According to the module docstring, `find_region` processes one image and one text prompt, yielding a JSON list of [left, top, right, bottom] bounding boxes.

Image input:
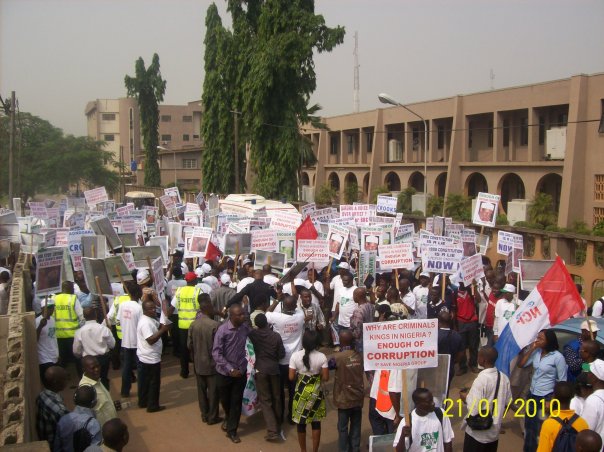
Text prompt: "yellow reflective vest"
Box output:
[[175, 286, 201, 330], [53, 294, 79, 339], [112, 295, 131, 339]]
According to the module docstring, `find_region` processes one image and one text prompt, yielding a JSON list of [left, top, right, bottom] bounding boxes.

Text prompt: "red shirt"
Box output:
[[456, 291, 478, 323], [485, 292, 498, 328]]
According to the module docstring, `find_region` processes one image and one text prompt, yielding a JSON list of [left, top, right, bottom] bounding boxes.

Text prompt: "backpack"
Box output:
[[73, 417, 94, 452], [551, 413, 579, 452]]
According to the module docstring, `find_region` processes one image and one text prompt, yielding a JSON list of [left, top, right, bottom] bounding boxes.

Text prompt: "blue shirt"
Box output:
[[526, 349, 567, 396], [54, 406, 102, 452]]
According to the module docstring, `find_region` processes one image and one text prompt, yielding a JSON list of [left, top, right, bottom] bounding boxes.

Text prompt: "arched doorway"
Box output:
[[345, 172, 357, 188], [466, 173, 488, 197], [408, 172, 425, 193], [301, 172, 310, 186], [498, 173, 525, 212], [328, 172, 340, 191], [362, 173, 370, 201], [385, 172, 401, 191], [435, 173, 447, 198], [536, 173, 562, 213]]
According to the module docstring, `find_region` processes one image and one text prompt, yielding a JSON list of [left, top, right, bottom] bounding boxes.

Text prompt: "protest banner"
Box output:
[[296, 239, 330, 264], [497, 230, 524, 255], [326, 224, 349, 259], [310, 207, 337, 225], [29, 202, 48, 220], [358, 251, 377, 286], [369, 215, 396, 225], [472, 192, 500, 227], [68, 229, 95, 271], [276, 231, 296, 263], [393, 223, 415, 244], [254, 250, 286, 274], [269, 212, 301, 231], [376, 195, 398, 215], [421, 244, 463, 274], [445, 223, 463, 241], [251, 229, 277, 252], [379, 243, 414, 271], [340, 204, 372, 225], [362, 319, 438, 370], [35, 248, 64, 296], [301, 203, 316, 218], [116, 204, 133, 217], [83, 186, 108, 207], [460, 254, 485, 286]]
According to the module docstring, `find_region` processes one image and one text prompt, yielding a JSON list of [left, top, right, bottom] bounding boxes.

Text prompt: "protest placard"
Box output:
[[29, 202, 48, 219], [301, 203, 316, 218], [378, 243, 415, 271], [461, 229, 477, 256], [152, 256, 166, 300], [251, 229, 277, 252], [164, 187, 182, 205], [269, 212, 301, 231], [63, 211, 86, 229], [90, 217, 122, 250], [0, 240, 10, 259], [131, 246, 164, 268], [149, 236, 169, 265], [460, 254, 485, 286], [348, 225, 360, 251], [433, 216, 445, 236], [421, 244, 463, 274], [296, 239, 330, 264], [81, 235, 107, 259], [376, 195, 398, 215], [472, 192, 500, 227], [358, 251, 377, 286], [326, 224, 349, 259], [187, 230, 211, 258], [425, 217, 434, 233], [116, 204, 133, 217], [360, 226, 382, 252], [497, 230, 524, 255], [393, 223, 415, 244], [310, 207, 337, 225], [12, 199, 21, 217], [104, 256, 133, 284], [362, 319, 438, 370], [82, 257, 112, 295], [223, 233, 252, 256], [254, 250, 286, 274], [340, 204, 372, 225], [83, 186, 108, 207], [519, 259, 556, 291], [35, 248, 64, 296], [276, 231, 296, 263], [68, 229, 95, 271]]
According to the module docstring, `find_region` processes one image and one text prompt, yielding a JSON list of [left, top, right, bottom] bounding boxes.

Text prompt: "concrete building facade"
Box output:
[[84, 98, 203, 190], [302, 73, 604, 227]]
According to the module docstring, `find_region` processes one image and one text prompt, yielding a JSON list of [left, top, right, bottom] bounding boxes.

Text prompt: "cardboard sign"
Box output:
[[164, 187, 182, 205], [276, 231, 296, 263], [460, 254, 485, 286], [269, 212, 301, 231], [187, 230, 211, 258], [394, 223, 415, 244], [378, 243, 415, 271], [362, 319, 438, 370], [361, 226, 383, 252], [82, 257, 112, 295], [151, 256, 166, 300], [223, 233, 252, 256], [472, 192, 500, 227], [12, 199, 22, 217], [104, 256, 133, 284], [301, 203, 316, 218], [326, 224, 350, 259], [81, 235, 107, 259], [35, 248, 64, 296], [149, 236, 169, 265], [340, 204, 372, 226], [254, 250, 286, 274], [131, 246, 164, 268], [497, 231, 524, 255], [358, 251, 377, 285], [376, 195, 398, 215], [461, 229, 477, 256], [84, 186, 108, 206], [90, 217, 122, 250], [519, 259, 556, 291], [310, 207, 338, 225], [421, 244, 463, 274], [296, 239, 330, 264], [67, 229, 95, 271], [251, 229, 278, 252]]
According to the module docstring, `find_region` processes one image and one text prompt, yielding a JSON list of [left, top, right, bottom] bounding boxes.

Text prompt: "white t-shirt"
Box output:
[[263, 274, 280, 287], [330, 275, 344, 305], [289, 349, 327, 376], [412, 286, 429, 319], [592, 298, 604, 318], [117, 300, 143, 349], [35, 315, 59, 364], [393, 409, 454, 451], [581, 389, 604, 441], [332, 285, 358, 327], [309, 281, 324, 307], [137, 315, 162, 364], [266, 310, 305, 365], [494, 299, 515, 336], [570, 396, 585, 416]]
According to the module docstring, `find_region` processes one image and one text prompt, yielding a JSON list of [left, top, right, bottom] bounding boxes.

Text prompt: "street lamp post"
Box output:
[[157, 145, 176, 186], [378, 93, 429, 205]]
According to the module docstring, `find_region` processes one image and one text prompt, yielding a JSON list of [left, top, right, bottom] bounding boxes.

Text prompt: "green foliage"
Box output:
[[203, 1, 345, 199], [496, 214, 509, 226], [593, 221, 604, 237], [514, 221, 544, 230], [426, 195, 444, 216], [571, 220, 591, 235], [444, 193, 471, 221], [411, 210, 424, 216], [344, 182, 359, 204], [125, 53, 166, 187], [370, 185, 390, 204], [397, 187, 416, 214], [0, 113, 118, 199], [528, 192, 557, 229], [315, 183, 337, 205]]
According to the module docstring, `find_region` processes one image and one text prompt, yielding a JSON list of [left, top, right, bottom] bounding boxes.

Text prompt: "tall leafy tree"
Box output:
[[124, 54, 166, 187]]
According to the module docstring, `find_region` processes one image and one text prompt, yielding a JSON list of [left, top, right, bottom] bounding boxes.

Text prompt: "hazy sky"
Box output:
[[1, 0, 603, 136]]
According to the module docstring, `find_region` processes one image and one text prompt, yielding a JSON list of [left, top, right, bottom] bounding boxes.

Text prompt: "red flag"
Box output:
[[205, 240, 221, 262], [296, 215, 318, 246], [537, 256, 584, 324]]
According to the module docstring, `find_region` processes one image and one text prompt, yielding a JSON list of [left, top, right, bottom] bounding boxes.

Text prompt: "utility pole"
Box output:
[[8, 91, 15, 200], [233, 111, 240, 193]]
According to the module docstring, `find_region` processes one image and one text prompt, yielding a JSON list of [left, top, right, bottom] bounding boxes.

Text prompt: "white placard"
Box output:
[[251, 229, 278, 252], [460, 254, 485, 286], [301, 203, 316, 218], [35, 248, 64, 296], [363, 319, 438, 370], [67, 229, 95, 272], [296, 239, 330, 264], [84, 186, 108, 207], [326, 224, 350, 259], [378, 243, 415, 271], [376, 195, 398, 215], [421, 244, 463, 274], [472, 192, 500, 227], [164, 187, 182, 205], [497, 230, 524, 255], [269, 212, 302, 231], [393, 223, 415, 244]]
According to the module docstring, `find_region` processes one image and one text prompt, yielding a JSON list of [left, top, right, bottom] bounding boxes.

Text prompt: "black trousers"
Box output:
[[255, 372, 283, 435], [463, 432, 499, 452], [178, 328, 190, 376], [138, 361, 161, 411], [217, 373, 246, 435], [458, 321, 480, 369], [57, 337, 82, 377], [279, 364, 295, 421], [196, 373, 220, 422]]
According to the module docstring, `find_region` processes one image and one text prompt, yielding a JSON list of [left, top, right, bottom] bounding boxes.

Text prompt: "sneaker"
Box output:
[[279, 430, 287, 441]]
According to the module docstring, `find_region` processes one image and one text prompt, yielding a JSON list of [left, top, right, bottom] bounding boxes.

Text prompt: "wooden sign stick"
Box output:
[[94, 276, 110, 327], [114, 265, 131, 298]]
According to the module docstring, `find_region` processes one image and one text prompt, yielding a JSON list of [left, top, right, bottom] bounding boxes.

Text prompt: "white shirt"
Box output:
[[402, 290, 417, 311], [393, 409, 454, 451], [309, 281, 324, 307], [266, 310, 305, 365], [581, 389, 604, 440], [493, 299, 515, 336], [330, 275, 344, 304], [137, 315, 162, 364], [412, 286, 429, 319], [73, 320, 115, 357], [463, 368, 512, 444], [236, 277, 254, 293], [35, 315, 59, 364], [592, 298, 604, 318], [570, 396, 585, 416], [117, 300, 143, 349], [332, 285, 358, 327], [289, 349, 327, 376], [263, 274, 280, 287]]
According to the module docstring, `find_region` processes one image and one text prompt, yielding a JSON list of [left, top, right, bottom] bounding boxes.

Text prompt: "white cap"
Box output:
[[242, 258, 252, 266], [201, 263, 212, 274], [581, 319, 600, 332], [220, 273, 232, 286], [589, 359, 604, 380], [481, 202, 495, 211], [136, 269, 150, 285], [281, 240, 293, 247], [194, 267, 204, 278], [366, 235, 379, 244], [420, 271, 430, 278], [331, 234, 343, 243], [337, 262, 350, 270], [501, 283, 516, 293]]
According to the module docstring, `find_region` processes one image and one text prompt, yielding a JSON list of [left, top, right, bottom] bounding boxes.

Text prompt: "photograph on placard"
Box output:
[[224, 233, 252, 256], [472, 192, 500, 227], [36, 249, 64, 296], [254, 250, 286, 274]]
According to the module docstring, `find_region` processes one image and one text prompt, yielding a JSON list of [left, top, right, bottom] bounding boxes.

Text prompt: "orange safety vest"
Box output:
[[375, 370, 393, 413]]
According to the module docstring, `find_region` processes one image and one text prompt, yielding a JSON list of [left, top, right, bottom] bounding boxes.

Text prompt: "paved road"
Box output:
[[62, 351, 526, 451]]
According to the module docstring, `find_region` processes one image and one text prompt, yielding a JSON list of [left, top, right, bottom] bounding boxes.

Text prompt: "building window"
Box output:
[[330, 136, 339, 155], [193, 134, 200, 139], [594, 207, 604, 226], [468, 122, 473, 148], [161, 115, 171, 122], [129, 109, 133, 130], [182, 159, 197, 169], [129, 137, 134, 161], [437, 125, 445, 150], [101, 113, 116, 121], [412, 128, 419, 150], [347, 135, 354, 154], [366, 132, 373, 153], [104, 134, 115, 141], [161, 134, 171, 142], [520, 117, 528, 146], [183, 134, 190, 141], [599, 100, 604, 134], [595, 175, 604, 201], [503, 119, 510, 146], [556, 113, 568, 127], [487, 120, 493, 148], [182, 115, 193, 122], [538, 116, 545, 145]]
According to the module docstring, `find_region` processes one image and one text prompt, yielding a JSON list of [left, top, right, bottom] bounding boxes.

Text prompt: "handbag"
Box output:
[[466, 370, 500, 430]]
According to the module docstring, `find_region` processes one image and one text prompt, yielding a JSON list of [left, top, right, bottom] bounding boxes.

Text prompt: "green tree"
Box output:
[[344, 182, 359, 204], [370, 185, 390, 203], [444, 193, 472, 221], [315, 183, 337, 205], [397, 187, 416, 213], [528, 192, 557, 228], [124, 54, 166, 187], [426, 195, 444, 216]]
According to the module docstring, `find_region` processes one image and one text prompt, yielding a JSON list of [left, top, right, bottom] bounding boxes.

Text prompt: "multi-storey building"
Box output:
[[84, 98, 203, 190], [302, 73, 604, 227]]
